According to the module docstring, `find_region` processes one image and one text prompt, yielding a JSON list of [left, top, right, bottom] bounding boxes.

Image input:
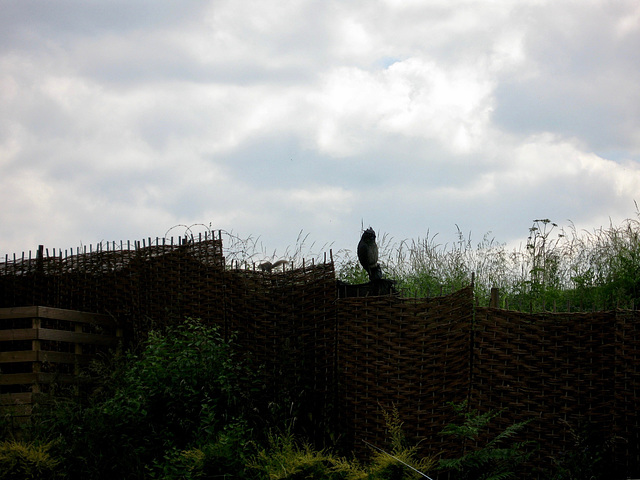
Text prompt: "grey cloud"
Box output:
[[493, 78, 638, 151], [1, 0, 639, 261], [0, 1, 202, 43], [214, 130, 491, 196], [492, 2, 640, 154]]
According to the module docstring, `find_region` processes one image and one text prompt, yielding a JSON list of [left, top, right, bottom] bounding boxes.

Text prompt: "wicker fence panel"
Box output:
[[224, 262, 338, 439], [2, 239, 640, 476], [614, 309, 640, 472], [1, 240, 339, 440], [336, 286, 474, 459], [471, 307, 637, 476], [0, 240, 226, 336]]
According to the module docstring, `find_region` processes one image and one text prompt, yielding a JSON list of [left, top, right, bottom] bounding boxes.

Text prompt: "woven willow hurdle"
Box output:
[[1, 237, 639, 477], [336, 287, 474, 459], [472, 307, 640, 475]]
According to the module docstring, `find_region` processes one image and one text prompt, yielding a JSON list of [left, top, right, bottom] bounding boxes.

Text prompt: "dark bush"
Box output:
[[34, 319, 257, 480]]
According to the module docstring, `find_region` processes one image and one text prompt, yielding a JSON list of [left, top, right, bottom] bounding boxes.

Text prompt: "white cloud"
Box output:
[[508, 134, 640, 192], [1, 0, 639, 261], [492, 1, 640, 155], [311, 57, 494, 157], [615, 3, 640, 38], [289, 186, 355, 213]]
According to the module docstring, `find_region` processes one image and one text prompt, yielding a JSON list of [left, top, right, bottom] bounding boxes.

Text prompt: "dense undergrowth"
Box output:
[[1, 319, 617, 480], [0, 322, 524, 480]]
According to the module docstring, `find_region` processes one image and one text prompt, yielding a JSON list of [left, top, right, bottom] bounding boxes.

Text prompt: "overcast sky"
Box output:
[[2, 0, 639, 263]]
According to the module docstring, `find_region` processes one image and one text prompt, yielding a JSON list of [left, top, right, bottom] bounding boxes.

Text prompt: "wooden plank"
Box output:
[[37, 351, 96, 364], [37, 306, 115, 327], [36, 373, 84, 384], [74, 323, 82, 374], [0, 306, 114, 327], [0, 372, 83, 386], [0, 392, 34, 406], [0, 329, 38, 341], [0, 373, 38, 385], [0, 306, 39, 320], [0, 351, 38, 363], [36, 328, 118, 346], [31, 317, 41, 392], [0, 328, 117, 345], [490, 287, 500, 308], [0, 350, 96, 364]]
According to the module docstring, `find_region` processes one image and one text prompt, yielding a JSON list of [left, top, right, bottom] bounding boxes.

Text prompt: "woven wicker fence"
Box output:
[[0, 238, 225, 336], [1, 237, 639, 477], [0, 237, 339, 442], [336, 287, 474, 459], [472, 307, 640, 475]]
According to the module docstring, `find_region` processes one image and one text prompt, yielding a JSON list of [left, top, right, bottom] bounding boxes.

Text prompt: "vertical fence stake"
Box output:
[[36, 245, 44, 272], [31, 317, 41, 394], [490, 287, 499, 308]]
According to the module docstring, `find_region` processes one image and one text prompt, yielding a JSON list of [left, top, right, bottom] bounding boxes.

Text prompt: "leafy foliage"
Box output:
[[0, 441, 60, 480], [146, 420, 255, 479], [366, 405, 437, 480], [438, 402, 533, 480], [549, 419, 623, 480], [33, 318, 258, 480]]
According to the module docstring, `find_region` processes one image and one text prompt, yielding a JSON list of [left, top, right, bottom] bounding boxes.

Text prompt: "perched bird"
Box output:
[[357, 228, 382, 281]]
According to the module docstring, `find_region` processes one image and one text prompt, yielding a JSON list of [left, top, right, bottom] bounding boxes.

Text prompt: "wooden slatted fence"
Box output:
[[0, 306, 121, 423]]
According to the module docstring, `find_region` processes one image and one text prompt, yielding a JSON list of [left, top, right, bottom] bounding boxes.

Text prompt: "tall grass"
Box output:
[[220, 229, 334, 270], [335, 210, 640, 312], [209, 208, 640, 312]]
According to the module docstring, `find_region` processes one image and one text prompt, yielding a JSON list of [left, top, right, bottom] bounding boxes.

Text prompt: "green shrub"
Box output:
[[438, 402, 533, 480], [0, 441, 60, 480], [250, 432, 350, 480], [365, 406, 437, 480], [148, 420, 256, 480], [35, 318, 258, 480]]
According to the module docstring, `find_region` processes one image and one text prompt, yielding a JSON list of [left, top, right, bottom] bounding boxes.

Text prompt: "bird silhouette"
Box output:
[[357, 227, 382, 281]]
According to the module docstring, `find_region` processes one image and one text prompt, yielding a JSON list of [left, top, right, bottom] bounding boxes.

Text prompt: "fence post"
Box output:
[[36, 245, 44, 274], [31, 317, 41, 394], [489, 287, 500, 308]]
